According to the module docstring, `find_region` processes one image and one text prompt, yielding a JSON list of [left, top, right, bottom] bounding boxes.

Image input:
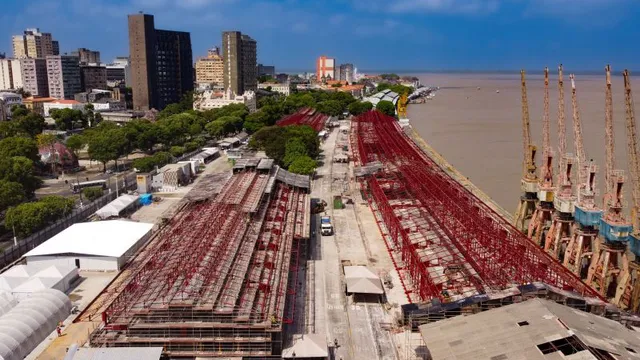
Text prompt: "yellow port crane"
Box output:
[[397, 93, 409, 119], [514, 70, 539, 232]]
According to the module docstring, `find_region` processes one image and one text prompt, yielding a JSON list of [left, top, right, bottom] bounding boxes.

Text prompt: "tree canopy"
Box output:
[[249, 125, 319, 174], [5, 196, 75, 237], [376, 100, 397, 117], [348, 101, 373, 116]]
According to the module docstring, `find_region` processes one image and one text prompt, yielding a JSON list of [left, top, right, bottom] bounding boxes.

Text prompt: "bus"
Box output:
[[71, 179, 107, 194]]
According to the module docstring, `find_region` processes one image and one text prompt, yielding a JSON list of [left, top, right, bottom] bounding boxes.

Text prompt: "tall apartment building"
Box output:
[[339, 63, 355, 83], [316, 56, 336, 81], [222, 31, 257, 95], [72, 48, 101, 64], [12, 28, 58, 58], [195, 47, 224, 87], [46, 55, 82, 99], [20, 58, 48, 97], [128, 13, 193, 111], [0, 59, 23, 90], [80, 64, 107, 91]]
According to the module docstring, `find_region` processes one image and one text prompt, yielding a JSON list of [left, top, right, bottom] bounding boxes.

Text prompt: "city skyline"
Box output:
[[1, 0, 639, 71]]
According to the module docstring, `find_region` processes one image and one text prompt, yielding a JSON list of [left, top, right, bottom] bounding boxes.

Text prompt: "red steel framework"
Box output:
[[277, 108, 328, 132], [85, 168, 309, 358], [351, 111, 603, 303]]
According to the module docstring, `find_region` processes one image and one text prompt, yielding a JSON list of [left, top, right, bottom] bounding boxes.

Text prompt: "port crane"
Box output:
[[397, 93, 409, 119], [563, 74, 603, 278], [586, 65, 633, 298], [528, 67, 555, 245], [545, 65, 575, 259], [615, 70, 640, 310], [514, 70, 539, 232]]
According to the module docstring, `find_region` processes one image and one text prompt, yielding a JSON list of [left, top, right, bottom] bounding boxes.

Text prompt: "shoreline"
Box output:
[[404, 120, 514, 222]]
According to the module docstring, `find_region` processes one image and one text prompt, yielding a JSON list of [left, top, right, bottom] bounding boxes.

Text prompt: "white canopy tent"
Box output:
[[344, 266, 384, 295], [95, 194, 139, 219], [282, 333, 329, 359], [0, 264, 78, 299]]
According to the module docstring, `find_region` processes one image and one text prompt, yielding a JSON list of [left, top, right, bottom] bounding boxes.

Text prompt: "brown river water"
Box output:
[[408, 72, 640, 214]]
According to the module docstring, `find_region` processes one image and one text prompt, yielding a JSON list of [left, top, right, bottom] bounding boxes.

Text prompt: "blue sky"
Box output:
[[1, 0, 640, 72]]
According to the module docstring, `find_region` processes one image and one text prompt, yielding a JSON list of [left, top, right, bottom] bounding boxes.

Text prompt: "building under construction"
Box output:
[[82, 159, 310, 358]]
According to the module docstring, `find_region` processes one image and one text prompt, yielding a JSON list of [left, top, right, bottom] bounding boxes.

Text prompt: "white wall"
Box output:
[[26, 255, 121, 271]]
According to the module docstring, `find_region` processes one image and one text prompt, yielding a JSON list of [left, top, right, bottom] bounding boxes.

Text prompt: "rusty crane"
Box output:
[[514, 70, 539, 232], [528, 67, 555, 245], [586, 65, 633, 299], [546, 65, 576, 259], [614, 70, 640, 311], [563, 74, 603, 279]]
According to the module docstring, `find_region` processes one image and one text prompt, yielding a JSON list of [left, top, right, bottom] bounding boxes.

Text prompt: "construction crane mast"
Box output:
[[587, 65, 633, 299], [546, 65, 575, 259], [528, 68, 555, 245], [615, 70, 640, 311], [514, 70, 539, 232], [563, 74, 602, 278]]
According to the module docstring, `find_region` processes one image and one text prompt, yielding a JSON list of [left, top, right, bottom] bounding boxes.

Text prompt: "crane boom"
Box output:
[[624, 70, 640, 231], [543, 67, 551, 154], [605, 64, 615, 197], [558, 65, 567, 176], [521, 69, 533, 177], [570, 74, 587, 200]]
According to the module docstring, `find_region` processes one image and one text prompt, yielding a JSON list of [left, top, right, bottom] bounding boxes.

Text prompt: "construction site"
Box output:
[[77, 159, 311, 358]]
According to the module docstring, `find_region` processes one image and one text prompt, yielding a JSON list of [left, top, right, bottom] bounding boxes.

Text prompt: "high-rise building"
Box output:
[[20, 58, 49, 97], [257, 64, 275, 77], [46, 55, 82, 99], [80, 64, 107, 91], [52, 41, 59, 56], [222, 31, 257, 95], [339, 63, 355, 83], [72, 48, 101, 64], [128, 13, 193, 111], [195, 47, 224, 87], [12, 28, 58, 58], [0, 59, 23, 90], [316, 56, 336, 81]]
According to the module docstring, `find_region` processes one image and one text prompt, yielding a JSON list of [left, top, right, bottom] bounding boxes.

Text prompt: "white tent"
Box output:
[[95, 194, 139, 219], [344, 266, 384, 294], [0, 264, 78, 299], [0, 292, 16, 317], [24, 220, 154, 271], [0, 289, 71, 360]]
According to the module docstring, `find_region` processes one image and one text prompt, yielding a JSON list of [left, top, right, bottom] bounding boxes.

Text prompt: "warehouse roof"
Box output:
[[72, 347, 163, 360], [95, 194, 139, 219], [419, 298, 640, 360], [282, 333, 328, 358], [24, 220, 153, 258], [344, 266, 384, 294]]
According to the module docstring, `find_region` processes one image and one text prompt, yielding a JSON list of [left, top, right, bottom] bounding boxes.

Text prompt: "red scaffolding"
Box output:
[[276, 108, 329, 132], [351, 111, 603, 303]]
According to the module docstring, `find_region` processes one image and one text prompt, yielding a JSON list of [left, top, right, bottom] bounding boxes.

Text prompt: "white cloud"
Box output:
[[353, 0, 500, 15], [176, 0, 236, 9]]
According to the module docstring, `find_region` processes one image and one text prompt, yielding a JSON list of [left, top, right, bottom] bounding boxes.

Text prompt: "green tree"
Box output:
[[6, 196, 74, 237], [50, 108, 85, 130], [348, 101, 373, 116], [244, 111, 268, 133], [87, 131, 119, 172], [316, 100, 343, 117], [0, 136, 40, 163], [0, 180, 26, 212], [170, 146, 186, 157], [288, 156, 316, 175], [376, 100, 396, 117], [16, 112, 46, 137], [0, 122, 19, 139], [82, 186, 104, 202], [84, 103, 96, 127], [0, 156, 42, 197], [283, 138, 307, 167], [65, 134, 85, 157]]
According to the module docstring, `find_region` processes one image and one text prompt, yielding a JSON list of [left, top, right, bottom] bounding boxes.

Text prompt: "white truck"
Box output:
[[320, 216, 333, 236]]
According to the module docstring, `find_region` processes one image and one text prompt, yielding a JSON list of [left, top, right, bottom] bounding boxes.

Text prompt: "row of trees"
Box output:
[[376, 82, 414, 96], [5, 196, 75, 237]]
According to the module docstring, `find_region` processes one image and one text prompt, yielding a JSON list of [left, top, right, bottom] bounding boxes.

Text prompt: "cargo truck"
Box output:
[[320, 216, 333, 236]]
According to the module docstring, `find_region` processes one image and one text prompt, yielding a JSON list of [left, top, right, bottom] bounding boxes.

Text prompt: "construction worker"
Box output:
[[56, 326, 62, 337]]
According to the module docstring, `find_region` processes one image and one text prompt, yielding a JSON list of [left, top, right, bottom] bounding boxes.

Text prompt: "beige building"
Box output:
[[195, 47, 224, 88], [20, 58, 49, 97], [12, 28, 58, 59], [193, 88, 256, 112], [0, 59, 23, 90]]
